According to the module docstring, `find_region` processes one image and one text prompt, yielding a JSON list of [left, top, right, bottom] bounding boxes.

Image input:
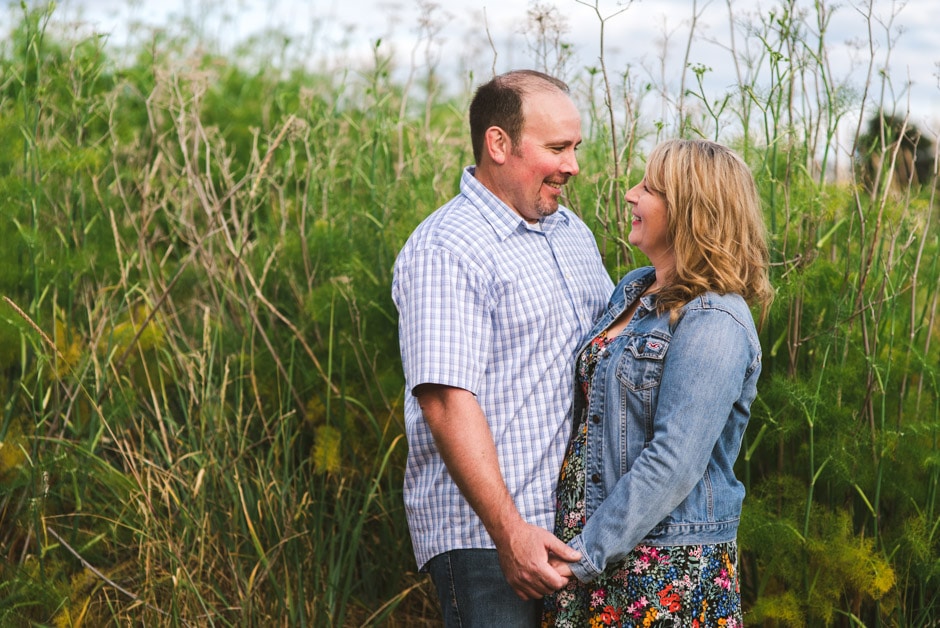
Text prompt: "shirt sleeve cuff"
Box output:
[[568, 534, 603, 583]]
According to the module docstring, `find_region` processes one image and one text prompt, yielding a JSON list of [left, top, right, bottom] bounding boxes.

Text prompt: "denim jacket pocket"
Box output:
[[613, 333, 670, 462], [615, 332, 670, 391]]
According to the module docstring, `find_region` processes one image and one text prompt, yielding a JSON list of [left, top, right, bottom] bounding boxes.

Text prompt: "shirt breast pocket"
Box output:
[[615, 333, 669, 391]]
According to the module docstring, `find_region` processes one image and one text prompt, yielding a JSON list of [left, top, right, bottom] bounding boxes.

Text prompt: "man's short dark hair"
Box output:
[[469, 70, 569, 164]]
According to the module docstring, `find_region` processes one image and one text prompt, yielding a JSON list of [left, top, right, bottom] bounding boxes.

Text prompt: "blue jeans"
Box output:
[[426, 549, 542, 627]]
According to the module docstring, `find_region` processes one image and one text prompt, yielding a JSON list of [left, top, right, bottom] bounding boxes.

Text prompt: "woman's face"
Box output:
[[496, 89, 582, 222], [625, 176, 674, 270]]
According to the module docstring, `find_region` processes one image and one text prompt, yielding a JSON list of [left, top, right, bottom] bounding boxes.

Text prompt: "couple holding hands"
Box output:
[[392, 70, 773, 627]]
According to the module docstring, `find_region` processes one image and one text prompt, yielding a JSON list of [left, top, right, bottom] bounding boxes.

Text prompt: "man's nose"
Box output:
[[563, 150, 579, 176]]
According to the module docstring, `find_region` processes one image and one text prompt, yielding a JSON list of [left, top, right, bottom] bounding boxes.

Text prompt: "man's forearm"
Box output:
[[415, 384, 523, 540]]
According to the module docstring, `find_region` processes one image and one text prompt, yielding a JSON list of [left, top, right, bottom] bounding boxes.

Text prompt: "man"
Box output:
[[392, 70, 613, 626]]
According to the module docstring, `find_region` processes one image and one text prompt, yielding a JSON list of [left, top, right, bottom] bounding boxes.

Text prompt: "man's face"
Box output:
[[500, 90, 581, 222]]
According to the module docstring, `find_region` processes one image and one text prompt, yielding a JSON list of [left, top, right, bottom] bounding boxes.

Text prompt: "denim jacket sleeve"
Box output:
[[567, 299, 761, 582]]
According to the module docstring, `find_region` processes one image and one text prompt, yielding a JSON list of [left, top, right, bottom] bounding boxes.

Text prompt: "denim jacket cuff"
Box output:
[[568, 535, 602, 583]]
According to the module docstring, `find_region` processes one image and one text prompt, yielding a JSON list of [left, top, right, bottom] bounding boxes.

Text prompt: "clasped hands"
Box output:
[[496, 521, 582, 600]]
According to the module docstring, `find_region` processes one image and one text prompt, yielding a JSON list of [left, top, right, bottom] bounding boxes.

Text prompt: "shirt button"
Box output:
[[591, 415, 600, 424], [591, 473, 601, 483]]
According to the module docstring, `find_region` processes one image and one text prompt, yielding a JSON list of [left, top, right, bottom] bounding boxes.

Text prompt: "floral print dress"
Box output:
[[542, 329, 743, 627]]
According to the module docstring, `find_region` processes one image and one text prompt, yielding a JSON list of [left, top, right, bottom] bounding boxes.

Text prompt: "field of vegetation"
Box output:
[[0, 0, 937, 625]]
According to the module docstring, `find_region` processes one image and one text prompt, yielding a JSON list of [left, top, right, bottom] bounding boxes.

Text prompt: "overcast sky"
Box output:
[[15, 0, 940, 137]]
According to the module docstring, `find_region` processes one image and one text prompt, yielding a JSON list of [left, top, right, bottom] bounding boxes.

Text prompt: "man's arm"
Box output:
[[414, 383, 580, 599]]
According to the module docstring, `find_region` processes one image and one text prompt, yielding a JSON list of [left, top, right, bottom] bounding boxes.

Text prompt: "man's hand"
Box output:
[[494, 520, 581, 599]]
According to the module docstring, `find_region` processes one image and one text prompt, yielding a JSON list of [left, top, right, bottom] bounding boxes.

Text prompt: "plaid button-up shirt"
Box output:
[[392, 166, 613, 569]]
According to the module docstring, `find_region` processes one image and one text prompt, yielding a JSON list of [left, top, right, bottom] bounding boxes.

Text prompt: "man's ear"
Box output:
[[484, 126, 511, 165]]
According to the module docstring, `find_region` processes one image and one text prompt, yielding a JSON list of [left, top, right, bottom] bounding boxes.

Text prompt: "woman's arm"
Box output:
[[568, 306, 757, 582]]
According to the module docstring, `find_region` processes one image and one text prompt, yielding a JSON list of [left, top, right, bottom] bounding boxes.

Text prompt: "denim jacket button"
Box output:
[[591, 414, 600, 424], [591, 473, 601, 483]]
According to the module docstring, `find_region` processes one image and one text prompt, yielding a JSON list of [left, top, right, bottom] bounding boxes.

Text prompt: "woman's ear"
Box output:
[[484, 126, 510, 165]]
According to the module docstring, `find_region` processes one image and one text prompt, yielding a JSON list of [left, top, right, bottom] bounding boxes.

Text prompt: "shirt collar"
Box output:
[[619, 267, 659, 305], [460, 166, 570, 240]]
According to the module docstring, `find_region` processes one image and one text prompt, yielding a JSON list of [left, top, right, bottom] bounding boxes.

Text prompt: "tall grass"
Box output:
[[0, 0, 937, 626]]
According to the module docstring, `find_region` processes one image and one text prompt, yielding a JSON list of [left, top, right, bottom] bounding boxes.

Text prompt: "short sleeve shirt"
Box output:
[[391, 166, 614, 569]]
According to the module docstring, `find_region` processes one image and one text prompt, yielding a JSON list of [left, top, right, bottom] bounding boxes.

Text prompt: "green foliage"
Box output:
[[742, 483, 897, 625], [749, 590, 806, 628], [0, 2, 426, 624], [0, 0, 937, 626]]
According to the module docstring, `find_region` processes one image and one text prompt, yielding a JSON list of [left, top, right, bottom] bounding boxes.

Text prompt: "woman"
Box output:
[[542, 139, 774, 627]]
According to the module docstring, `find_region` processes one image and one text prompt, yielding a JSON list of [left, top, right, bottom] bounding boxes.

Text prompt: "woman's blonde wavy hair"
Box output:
[[643, 139, 774, 322]]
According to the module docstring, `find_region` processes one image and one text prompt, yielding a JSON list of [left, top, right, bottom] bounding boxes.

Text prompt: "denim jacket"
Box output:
[[566, 266, 763, 583]]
